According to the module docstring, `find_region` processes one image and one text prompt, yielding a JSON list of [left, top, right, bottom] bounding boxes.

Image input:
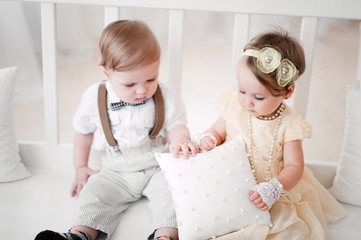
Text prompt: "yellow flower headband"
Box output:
[[243, 47, 299, 87]]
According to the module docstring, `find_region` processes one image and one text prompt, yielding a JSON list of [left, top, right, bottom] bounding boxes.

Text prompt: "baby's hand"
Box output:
[[70, 166, 99, 197], [198, 133, 217, 152], [169, 138, 197, 160], [249, 190, 269, 211]]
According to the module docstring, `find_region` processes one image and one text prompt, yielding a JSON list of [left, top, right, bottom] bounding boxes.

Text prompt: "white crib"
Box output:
[[1, 0, 361, 239]]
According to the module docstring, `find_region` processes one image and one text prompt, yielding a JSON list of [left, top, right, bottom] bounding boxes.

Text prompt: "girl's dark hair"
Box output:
[[243, 29, 306, 96]]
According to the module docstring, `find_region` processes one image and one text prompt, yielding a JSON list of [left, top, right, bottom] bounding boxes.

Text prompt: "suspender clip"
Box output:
[[112, 145, 119, 151], [107, 145, 120, 158]]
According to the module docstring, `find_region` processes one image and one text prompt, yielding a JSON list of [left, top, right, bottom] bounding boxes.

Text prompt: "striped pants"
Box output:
[[70, 144, 177, 240]]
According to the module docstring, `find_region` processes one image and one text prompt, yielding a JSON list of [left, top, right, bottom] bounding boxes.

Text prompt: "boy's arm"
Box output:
[[70, 132, 99, 197], [167, 124, 197, 159]]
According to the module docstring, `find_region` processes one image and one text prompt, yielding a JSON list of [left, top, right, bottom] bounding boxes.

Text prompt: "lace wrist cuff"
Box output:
[[252, 178, 284, 209]]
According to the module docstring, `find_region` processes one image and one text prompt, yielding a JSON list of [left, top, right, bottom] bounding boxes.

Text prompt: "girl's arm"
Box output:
[[199, 117, 227, 151], [277, 139, 304, 191], [167, 124, 197, 159], [70, 132, 99, 197], [249, 139, 304, 210]]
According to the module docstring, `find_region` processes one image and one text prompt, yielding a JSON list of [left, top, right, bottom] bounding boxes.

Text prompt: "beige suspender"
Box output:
[[97, 81, 165, 148], [98, 82, 118, 147], [149, 84, 165, 139]]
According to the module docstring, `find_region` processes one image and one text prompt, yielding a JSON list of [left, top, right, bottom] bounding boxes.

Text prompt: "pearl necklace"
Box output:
[[256, 102, 285, 120], [246, 102, 285, 183]]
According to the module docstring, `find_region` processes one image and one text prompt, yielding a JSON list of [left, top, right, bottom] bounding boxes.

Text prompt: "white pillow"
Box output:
[[330, 85, 361, 206], [0, 67, 30, 182], [155, 137, 271, 240]]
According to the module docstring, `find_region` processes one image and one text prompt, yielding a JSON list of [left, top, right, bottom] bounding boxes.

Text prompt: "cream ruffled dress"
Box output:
[[213, 92, 346, 240]]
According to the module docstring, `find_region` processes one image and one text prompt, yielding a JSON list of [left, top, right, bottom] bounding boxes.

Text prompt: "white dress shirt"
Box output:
[[73, 81, 187, 150]]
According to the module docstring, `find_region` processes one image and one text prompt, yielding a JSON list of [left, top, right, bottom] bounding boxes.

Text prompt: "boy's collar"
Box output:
[[105, 81, 121, 103]]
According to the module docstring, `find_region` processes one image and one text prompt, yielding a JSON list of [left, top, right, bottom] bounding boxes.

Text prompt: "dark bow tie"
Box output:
[[110, 100, 146, 111]]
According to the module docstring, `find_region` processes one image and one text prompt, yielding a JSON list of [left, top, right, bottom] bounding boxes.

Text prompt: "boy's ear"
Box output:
[[284, 84, 295, 100], [101, 66, 110, 80]]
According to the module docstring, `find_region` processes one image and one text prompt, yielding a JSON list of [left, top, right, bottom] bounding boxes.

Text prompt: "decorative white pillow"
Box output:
[[155, 137, 271, 240], [329, 85, 361, 207], [0, 67, 30, 182]]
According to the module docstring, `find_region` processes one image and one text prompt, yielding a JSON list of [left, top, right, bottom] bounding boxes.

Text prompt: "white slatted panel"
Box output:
[[8, 0, 361, 21], [4, 0, 360, 174], [232, 14, 251, 66], [41, 3, 58, 145], [294, 17, 318, 117], [104, 6, 119, 27], [5, 0, 361, 148], [167, 10, 184, 92], [356, 22, 361, 87]]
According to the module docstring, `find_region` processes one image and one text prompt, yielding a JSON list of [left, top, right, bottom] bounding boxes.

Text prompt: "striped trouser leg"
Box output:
[[143, 168, 178, 231], [70, 168, 148, 240]]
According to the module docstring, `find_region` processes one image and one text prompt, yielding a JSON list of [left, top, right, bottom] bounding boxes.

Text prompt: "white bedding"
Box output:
[[0, 164, 360, 239], [328, 203, 361, 240]]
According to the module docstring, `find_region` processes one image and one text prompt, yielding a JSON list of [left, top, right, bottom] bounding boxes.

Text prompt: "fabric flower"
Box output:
[[276, 59, 299, 87], [256, 47, 282, 74]]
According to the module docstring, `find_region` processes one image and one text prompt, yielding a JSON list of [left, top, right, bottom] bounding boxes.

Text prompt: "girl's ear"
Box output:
[[284, 84, 295, 100], [101, 66, 110, 80]]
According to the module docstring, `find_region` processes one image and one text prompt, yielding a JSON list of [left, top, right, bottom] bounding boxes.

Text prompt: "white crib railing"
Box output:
[[3, 0, 361, 172]]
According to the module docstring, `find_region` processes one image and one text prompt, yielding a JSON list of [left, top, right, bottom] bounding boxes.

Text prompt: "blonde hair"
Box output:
[[243, 29, 306, 96], [99, 20, 160, 71]]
